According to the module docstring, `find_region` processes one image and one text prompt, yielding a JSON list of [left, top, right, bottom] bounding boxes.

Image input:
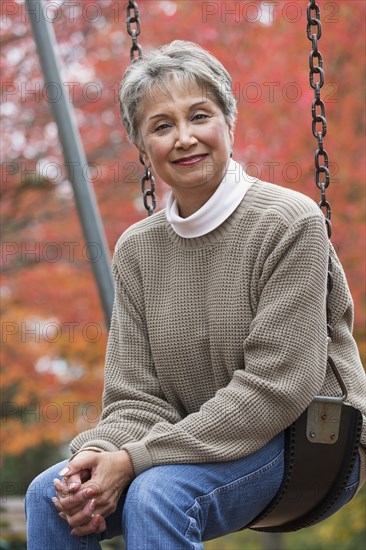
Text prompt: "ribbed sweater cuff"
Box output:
[[70, 439, 119, 455], [122, 441, 153, 475]]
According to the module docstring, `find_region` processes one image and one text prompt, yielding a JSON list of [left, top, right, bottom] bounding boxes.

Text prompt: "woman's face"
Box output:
[[137, 80, 234, 216]]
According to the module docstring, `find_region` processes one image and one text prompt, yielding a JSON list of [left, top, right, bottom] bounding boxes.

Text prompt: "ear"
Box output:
[[138, 148, 151, 169], [228, 124, 235, 149]]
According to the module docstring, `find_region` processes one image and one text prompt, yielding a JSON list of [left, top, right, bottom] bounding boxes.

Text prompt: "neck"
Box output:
[[165, 159, 254, 239], [173, 185, 220, 218], [172, 161, 229, 218]]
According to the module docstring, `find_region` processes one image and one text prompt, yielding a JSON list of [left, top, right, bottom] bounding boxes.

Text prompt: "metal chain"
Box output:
[[307, 0, 333, 340], [140, 154, 157, 215], [125, 1, 156, 215], [126, 0, 142, 62]]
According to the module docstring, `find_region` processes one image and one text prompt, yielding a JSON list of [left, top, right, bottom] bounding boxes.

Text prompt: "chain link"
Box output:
[[140, 155, 157, 216], [307, 0, 333, 339], [125, 1, 156, 216], [126, 0, 142, 62]]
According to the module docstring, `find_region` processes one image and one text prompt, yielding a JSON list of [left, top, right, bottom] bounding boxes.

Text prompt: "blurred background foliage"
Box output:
[[1, 0, 365, 548]]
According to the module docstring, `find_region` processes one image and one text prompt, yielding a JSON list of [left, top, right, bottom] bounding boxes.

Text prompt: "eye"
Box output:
[[153, 123, 171, 133], [192, 113, 210, 121]]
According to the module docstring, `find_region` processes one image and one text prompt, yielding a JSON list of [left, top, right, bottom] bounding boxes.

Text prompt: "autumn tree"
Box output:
[[1, 0, 365, 545]]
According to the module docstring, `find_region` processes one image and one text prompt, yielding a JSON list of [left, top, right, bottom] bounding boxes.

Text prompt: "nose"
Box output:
[[175, 123, 198, 149]]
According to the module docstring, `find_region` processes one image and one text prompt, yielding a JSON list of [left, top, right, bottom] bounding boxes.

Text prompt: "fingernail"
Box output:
[[69, 482, 80, 490], [58, 466, 70, 476], [90, 498, 96, 511], [92, 515, 101, 525], [52, 497, 58, 503]]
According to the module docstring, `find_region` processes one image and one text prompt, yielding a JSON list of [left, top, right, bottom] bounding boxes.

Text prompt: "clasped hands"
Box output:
[[52, 449, 135, 537]]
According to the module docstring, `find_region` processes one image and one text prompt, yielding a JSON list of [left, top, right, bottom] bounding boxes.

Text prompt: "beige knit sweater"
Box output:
[[70, 179, 366, 482]]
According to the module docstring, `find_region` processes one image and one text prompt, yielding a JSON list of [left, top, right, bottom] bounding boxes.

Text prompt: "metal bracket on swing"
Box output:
[[306, 356, 347, 445], [306, 399, 342, 444]]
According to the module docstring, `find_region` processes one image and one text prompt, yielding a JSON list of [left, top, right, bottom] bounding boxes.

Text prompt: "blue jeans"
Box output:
[[25, 432, 360, 550]]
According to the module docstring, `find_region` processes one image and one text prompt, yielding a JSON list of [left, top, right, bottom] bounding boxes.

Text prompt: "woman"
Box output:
[[26, 40, 365, 549]]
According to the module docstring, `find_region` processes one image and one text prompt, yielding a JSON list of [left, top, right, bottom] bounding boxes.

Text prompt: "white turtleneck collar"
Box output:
[[165, 159, 253, 238]]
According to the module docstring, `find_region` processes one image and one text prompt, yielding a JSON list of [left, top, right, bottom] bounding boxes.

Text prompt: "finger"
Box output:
[[54, 477, 96, 501], [52, 497, 81, 518], [85, 497, 117, 522], [64, 499, 97, 530], [52, 497, 62, 512], [53, 478, 69, 500], [54, 482, 95, 514], [53, 473, 83, 496], [58, 451, 100, 479], [71, 514, 106, 537], [54, 478, 73, 498], [64, 473, 82, 492], [59, 471, 89, 488]]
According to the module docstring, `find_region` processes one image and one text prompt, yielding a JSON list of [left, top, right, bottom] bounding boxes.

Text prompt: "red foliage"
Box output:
[[1, 0, 365, 457]]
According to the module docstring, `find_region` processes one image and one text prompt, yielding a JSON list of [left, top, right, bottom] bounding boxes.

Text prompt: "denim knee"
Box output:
[[122, 466, 196, 548], [25, 460, 67, 517], [124, 466, 182, 513], [25, 460, 99, 550], [123, 465, 197, 526]]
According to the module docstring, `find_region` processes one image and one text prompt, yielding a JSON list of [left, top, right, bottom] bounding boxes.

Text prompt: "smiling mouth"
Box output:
[[172, 154, 208, 166]]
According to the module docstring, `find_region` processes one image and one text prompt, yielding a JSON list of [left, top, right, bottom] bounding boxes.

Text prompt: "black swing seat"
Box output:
[[249, 357, 363, 533]]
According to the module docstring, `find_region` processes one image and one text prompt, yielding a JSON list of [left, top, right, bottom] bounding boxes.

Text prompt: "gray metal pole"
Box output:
[[25, 0, 114, 328]]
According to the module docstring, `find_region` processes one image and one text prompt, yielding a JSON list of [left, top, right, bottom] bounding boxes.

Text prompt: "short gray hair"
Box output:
[[119, 40, 237, 146]]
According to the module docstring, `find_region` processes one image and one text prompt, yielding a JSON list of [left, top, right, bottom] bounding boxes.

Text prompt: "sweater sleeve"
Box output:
[[122, 213, 330, 474], [69, 260, 183, 455]]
